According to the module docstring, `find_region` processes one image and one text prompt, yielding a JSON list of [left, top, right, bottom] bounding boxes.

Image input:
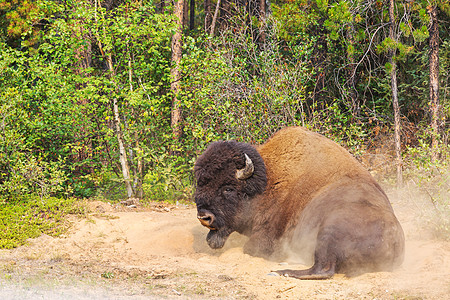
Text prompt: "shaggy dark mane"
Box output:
[[194, 141, 267, 197]]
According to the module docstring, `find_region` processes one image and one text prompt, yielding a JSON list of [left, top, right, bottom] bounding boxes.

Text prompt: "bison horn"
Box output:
[[236, 153, 254, 180]]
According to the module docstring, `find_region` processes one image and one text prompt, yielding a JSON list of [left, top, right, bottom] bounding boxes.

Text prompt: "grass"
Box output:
[[101, 271, 115, 279], [0, 195, 86, 249]]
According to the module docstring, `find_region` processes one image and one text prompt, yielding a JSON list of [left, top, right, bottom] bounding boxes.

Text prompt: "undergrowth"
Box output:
[[403, 137, 450, 240], [0, 196, 86, 249]]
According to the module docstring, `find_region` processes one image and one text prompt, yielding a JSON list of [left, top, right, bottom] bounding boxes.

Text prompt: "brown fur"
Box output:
[[194, 127, 405, 279]]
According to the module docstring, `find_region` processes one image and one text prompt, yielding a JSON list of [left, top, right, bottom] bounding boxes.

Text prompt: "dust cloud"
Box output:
[[380, 182, 449, 299]]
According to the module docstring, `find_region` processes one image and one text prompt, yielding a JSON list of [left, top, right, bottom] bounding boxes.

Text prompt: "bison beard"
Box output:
[[194, 127, 405, 280]]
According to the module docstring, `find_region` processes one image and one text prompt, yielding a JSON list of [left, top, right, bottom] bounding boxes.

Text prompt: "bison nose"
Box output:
[[197, 212, 217, 230]]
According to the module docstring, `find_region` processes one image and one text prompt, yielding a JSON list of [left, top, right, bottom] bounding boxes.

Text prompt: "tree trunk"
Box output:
[[259, 0, 266, 42], [171, 0, 185, 146], [128, 48, 143, 199], [73, 22, 92, 74], [204, 0, 212, 32], [112, 94, 134, 198], [260, 0, 266, 16], [189, 0, 195, 31], [95, 0, 134, 198], [389, 0, 403, 186], [108, 53, 133, 198], [134, 146, 144, 199], [183, 0, 189, 27], [210, 0, 222, 37], [391, 61, 403, 186], [429, 5, 440, 162]]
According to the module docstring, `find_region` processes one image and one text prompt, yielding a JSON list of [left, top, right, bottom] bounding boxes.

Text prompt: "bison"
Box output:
[[194, 127, 405, 279]]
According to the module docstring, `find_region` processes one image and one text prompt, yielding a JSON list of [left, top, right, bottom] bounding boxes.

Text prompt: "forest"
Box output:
[[0, 0, 449, 212]]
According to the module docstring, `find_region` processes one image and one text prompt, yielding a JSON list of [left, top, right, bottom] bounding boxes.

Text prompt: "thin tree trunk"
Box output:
[[189, 0, 195, 30], [204, 0, 212, 32], [389, 0, 403, 186], [128, 47, 143, 199], [259, 0, 266, 42], [112, 94, 134, 198], [135, 147, 144, 199], [429, 5, 440, 162], [183, 0, 189, 27], [171, 0, 185, 146], [210, 0, 221, 37], [391, 62, 402, 186], [109, 57, 134, 198], [109, 51, 133, 198], [260, 0, 266, 16], [95, 0, 134, 198]]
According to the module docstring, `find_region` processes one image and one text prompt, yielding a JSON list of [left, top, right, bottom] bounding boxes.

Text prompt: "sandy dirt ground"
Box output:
[[0, 191, 449, 299]]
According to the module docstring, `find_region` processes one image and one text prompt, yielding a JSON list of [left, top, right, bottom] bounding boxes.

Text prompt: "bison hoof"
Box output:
[[273, 269, 334, 280]]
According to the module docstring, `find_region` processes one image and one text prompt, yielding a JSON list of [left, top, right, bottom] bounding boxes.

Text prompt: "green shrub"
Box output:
[[142, 155, 194, 202], [403, 129, 450, 240], [0, 196, 85, 249]]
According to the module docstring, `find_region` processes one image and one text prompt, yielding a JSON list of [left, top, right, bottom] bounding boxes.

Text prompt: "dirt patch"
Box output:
[[1, 196, 449, 299]]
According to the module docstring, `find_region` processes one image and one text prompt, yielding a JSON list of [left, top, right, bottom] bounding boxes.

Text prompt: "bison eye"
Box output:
[[223, 186, 235, 194]]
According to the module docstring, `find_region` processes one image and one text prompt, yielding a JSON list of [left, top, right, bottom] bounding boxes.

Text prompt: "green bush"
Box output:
[[403, 129, 450, 240], [142, 155, 194, 202], [404, 130, 449, 203], [0, 196, 85, 249]]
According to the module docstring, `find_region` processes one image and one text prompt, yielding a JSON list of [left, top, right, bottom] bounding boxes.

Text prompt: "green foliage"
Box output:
[[0, 154, 69, 199], [272, 2, 320, 43], [142, 156, 194, 202], [182, 20, 310, 147], [0, 196, 85, 249], [1, 1, 177, 199], [308, 101, 368, 156], [412, 25, 429, 43], [323, 0, 352, 41], [403, 129, 450, 240], [0, 0, 42, 47], [404, 130, 450, 203], [0, 70, 69, 199]]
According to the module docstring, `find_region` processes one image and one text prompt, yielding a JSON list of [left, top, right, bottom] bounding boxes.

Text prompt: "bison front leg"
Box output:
[[274, 256, 336, 280], [274, 236, 338, 280]]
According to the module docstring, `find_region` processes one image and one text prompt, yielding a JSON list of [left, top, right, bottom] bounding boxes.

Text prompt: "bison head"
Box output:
[[194, 141, 267, 249]]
